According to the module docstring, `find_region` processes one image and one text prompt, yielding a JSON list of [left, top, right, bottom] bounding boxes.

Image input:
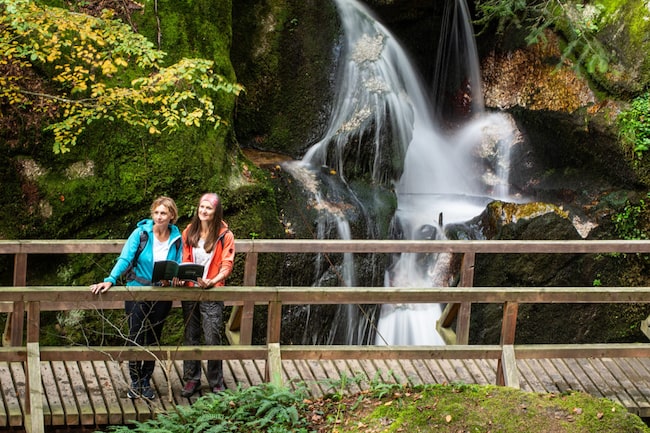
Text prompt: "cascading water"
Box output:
[[284, 0, 521, 345]]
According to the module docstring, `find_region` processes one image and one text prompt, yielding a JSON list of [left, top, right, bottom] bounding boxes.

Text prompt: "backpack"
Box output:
[[122, 230, 181, 285]]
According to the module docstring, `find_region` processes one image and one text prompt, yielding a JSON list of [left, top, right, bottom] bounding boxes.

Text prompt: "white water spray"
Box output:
[[288, 0, 521, 345]]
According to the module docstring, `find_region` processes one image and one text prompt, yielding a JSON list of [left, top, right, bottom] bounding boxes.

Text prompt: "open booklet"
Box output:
[[152, 261, 205, 283]]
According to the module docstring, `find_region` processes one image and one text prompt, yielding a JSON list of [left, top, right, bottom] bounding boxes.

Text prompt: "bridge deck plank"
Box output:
[[1, 356, 649, 428], [0, 361, 23, 427], [39, 362, 56, 426], [92, 360, 123, 426], [619, 358, 650, 413]]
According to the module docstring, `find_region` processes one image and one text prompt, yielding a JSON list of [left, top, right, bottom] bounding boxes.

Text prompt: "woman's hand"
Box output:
[[90, 282, 112, 294], [197, 277, 214, 289]]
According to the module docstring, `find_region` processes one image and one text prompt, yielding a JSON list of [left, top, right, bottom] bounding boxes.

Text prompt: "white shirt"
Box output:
[[153, 235, 170, 263]]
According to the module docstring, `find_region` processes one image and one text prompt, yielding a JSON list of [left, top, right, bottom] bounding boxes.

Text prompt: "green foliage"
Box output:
[[474, 0, 610, 75], [104, 383, 312, 433], [618, 93, 650, 159], [0, 0, 243, 154], [612, 193, 650, 240]]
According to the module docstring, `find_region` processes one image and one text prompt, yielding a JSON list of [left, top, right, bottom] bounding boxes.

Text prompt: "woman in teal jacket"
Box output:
[[90, 196, 182, 400]]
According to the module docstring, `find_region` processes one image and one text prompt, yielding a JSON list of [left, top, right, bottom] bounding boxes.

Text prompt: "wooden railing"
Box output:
[[2, 239, 650, 433]]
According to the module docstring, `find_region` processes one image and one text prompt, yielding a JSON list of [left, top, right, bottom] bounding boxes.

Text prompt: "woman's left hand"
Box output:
[[197, 277, 214, 289]]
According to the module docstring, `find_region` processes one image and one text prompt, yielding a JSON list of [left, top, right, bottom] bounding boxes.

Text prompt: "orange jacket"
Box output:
[[181, 222, 235, 286]]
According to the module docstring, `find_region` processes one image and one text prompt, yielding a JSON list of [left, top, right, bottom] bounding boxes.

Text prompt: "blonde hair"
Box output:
[[150, 196, 178, 224]]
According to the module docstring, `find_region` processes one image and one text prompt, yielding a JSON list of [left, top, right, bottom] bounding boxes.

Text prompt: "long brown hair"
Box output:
[[185, 193, 224, 253]]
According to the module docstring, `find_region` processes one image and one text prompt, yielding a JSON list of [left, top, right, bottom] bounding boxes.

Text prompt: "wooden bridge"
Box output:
[[2, 239, 650, 432]]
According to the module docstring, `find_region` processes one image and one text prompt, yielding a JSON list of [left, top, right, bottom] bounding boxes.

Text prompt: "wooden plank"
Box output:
[[391, 359, 422, 387], [241, 359, 265, 387], [618, 358, 650, 406], [281, 359, 300, 392], [584, 358, 634, 409], [161, 359, 184, 404], [0, 363, 9, 427], [474, 359, 498, 385], [49, 361, 78, 425], [572, 357, 614, 398], [253, 360, 267, 387], [117, 361, 153, 422], [292, 359, 325, 397], [107, 361, 136, 424], [619, 358, 650, 417], [41, 362, 63, 426], [302, 360, 328, 398], [384, 359, 410, 386], [523, 359, 562, 393], [422, 359, 452, 384], [344, 359, 371, 392], [149, 360, 175, 413], [600, 358, 648, 413], [225, 360, 250, 390], [407, 359, 434, 386], [66, 361, 94, 426], [541, 358, 575, 392], [78, 361, 108, 425], [515, 359, 543, 393], [2, 362, 24, 428], [462, 359, 490, 386], [93, 361, 123, 426], [371, 359, 397, 384], [558, 358, 604, 397], [435, 359, 461, 384], [8, 362, 28, 429], [318, 359, 343, 390], [221, 358, 238, 391], [333, 359, 362, 395], [548, 359, 584, 392]]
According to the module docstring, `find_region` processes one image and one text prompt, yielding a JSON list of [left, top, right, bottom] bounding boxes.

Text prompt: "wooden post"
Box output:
[[500, 344, 520, 389], [266, 342, 283, 386], [227, 251, 258, 345], [5, 252, 28, 346], [266, 300, 282, 345], [265, 301, 282, 382], [26, 301, 40, 344], [240, 252, 258, 345], [496, 301, 519, 385], [26, 342, 44, 433], [455, 252, 475, 345]]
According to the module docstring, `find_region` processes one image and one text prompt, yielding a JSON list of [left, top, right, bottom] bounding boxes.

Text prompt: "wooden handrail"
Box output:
[[2, 238, 650, 253]]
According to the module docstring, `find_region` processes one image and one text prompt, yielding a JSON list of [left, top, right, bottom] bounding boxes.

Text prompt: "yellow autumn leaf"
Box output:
[[101, 59, 117, 76]]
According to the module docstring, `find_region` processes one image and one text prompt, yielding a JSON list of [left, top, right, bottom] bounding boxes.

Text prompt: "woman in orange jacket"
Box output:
[[176, 193, 235, 396]]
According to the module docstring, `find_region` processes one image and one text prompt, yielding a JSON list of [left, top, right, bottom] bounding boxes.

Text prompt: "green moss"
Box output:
[[231, 0, 339, 156], [135, 0, 236, 79], [344, 384, 650, 433]]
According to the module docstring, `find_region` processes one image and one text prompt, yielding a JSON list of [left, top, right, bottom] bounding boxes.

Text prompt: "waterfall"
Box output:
[[285, 0, 521, 345]]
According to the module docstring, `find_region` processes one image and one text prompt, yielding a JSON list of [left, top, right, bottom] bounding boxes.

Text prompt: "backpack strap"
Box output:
[[124, 230, 150, 285], [216, 229, 229, 250]]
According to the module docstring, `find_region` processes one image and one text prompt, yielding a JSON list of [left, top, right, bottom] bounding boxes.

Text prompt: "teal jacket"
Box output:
[[104, 219, 182, 286]]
